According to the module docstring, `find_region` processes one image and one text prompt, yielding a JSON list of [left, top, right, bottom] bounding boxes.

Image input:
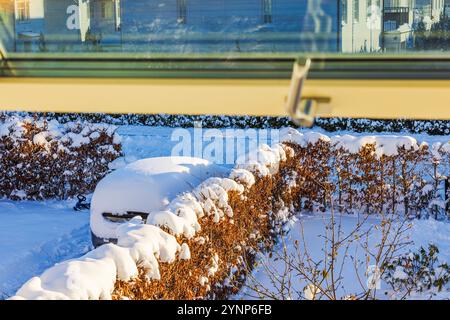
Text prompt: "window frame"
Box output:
[[115, 0, 122, 31], [1, 2, 450, 121], [2, 54, 450, 80]]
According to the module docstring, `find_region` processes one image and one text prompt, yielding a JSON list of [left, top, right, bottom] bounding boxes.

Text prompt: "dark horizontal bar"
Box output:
[[102, 211, 150, 222], [1, 57, 450, 80]]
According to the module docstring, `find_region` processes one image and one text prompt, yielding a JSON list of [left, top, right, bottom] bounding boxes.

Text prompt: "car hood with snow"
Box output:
[[90, 157, 229, 241]]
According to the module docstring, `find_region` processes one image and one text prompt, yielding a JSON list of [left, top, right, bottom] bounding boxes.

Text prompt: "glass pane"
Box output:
[[1, 0, 450, 57]]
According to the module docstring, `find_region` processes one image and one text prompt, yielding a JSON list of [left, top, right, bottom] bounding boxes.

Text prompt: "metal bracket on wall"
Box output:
[[286, 58, 331, 127]]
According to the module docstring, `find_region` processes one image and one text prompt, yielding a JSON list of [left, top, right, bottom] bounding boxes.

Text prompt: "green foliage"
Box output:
[[383, 244, 450, 293]]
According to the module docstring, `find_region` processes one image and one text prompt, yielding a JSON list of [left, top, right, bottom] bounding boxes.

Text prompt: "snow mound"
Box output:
[[10, 217, 179, 300], [331, 135, 419, 157], [236, 143, 287, 176], [280, 128, 331, 147], [91, 157, 229, 239], [230, 168, 256, 188]]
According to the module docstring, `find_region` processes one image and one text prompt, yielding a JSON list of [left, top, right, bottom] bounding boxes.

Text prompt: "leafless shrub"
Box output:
[[240, 140, 448, 300], [242, 197, 413, 300]]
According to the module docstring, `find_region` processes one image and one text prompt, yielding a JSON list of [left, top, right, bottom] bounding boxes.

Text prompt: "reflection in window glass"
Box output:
[[115, 0, 121, 31], [353, 0, 360, 23], [341, 0, 348, 25], [16, 0, 30, 21], [262, 0, 273, 24], [0, 0, 450, 56], [177, 0, 187, 24], [100, 1, 113, 20]]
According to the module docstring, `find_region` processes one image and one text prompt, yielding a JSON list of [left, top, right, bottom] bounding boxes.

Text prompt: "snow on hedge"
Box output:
[[235, 143, 287, 177], [330, 134, 419, 157], [4, 111, 450, 136], [11, 219, 181, 300], [10, 128, 450, 300], [11, 142, 288, 300], [0, 116, 120, 155], [280, 129, 331, 147], [281, 127, 450, 160], [279, 128, 428, 157], [0, 116, 122, 200], [90, 157, 229, 239]]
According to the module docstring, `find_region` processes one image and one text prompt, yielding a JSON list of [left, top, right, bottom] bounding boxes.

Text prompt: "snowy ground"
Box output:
[[1, 125, 449, 299], [0, 200, 90, 297]]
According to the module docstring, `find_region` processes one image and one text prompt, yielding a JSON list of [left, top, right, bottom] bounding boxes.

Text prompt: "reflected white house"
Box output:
[[9, 0, 91, 52], [340, 0, 383, 53], [381, 0, 446, 51]]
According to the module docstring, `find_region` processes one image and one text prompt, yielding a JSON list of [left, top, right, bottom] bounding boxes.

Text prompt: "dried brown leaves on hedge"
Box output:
[[113, 148, 299, 300], [112, 138, 450, 300], [286, 140, 449, 218], [0, 117, 122, 200]]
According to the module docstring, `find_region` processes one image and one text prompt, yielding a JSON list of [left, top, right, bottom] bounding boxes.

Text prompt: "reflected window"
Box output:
[[101, 0, 114, 20], [368, 0, 380, 8], [353, 0, 360, 23], [262, 0, 272, 24], [177, 0, 187, 24], [115, 0, 121, 31], [16, 0, 30, 21], [342, 0, 348, 24]]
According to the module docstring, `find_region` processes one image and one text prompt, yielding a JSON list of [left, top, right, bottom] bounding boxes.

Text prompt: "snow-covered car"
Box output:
[[90, 157, 228, 247]]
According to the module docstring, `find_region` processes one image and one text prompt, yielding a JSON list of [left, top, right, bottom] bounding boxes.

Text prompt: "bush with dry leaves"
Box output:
[[0, 116, 122, 200]]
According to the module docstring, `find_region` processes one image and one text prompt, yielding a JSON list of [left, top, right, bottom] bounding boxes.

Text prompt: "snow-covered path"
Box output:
[[0, 200, 91, 297]]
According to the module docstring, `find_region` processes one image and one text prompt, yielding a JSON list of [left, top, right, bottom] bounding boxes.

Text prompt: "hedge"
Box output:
[[0, 116, 122, 200], [11, 129, 450, 300], [2, 111, 450, 135]]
